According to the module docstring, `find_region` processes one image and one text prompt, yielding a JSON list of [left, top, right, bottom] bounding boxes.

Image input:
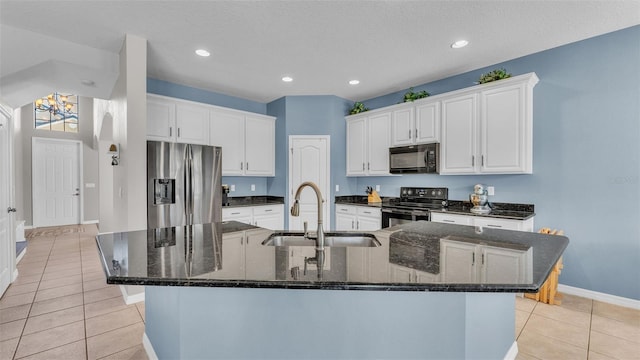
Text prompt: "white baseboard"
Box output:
[[142, 333, 158, 360], [118, 285, 146, 305], [558, 284, 640, 310], [16, 244, 26, 263], [82, 220, 99, 225], [504, 341, 518, 360], [24, 225, 34, 230], [12, 269, 19, 282]]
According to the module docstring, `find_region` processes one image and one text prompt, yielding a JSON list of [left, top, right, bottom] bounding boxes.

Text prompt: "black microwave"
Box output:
[[389, 143, 440, 174]]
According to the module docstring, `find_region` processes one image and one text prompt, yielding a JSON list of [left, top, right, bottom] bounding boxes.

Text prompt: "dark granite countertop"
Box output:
[[432, 200, 535, 220], [334, 195, 386, 208], [336, 196, 535, 220], [96, 220, 567, 292], [223, 196, 284, 208]]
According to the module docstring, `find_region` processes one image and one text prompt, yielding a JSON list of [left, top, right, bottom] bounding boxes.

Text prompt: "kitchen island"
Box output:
[[96, 221, 567, 359]]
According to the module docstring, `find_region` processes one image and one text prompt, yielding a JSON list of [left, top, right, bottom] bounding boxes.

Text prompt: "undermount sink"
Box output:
[[262, 232, 381, 247]]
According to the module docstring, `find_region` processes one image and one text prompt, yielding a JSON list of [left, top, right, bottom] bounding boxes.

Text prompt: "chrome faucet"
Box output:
[[291, 181, 325, 250]]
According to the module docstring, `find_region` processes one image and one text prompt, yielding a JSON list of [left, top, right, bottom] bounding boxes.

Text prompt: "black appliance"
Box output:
[[389, 143, 440, 174], [382, 187, 448, 228]]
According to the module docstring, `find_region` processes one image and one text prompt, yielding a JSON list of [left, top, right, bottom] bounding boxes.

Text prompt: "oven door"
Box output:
[[381, 208, 430, 228]]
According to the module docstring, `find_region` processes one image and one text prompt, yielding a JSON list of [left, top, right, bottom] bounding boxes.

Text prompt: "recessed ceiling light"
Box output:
[[451, 40, 469, 49], [282, 76, 293, 82], [195, 49, 210, 57], [349, 80, 360, 85], [81, 79, 95, 86]]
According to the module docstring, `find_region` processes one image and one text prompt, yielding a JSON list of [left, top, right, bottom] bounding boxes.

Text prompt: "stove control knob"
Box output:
[[407, 189, 412, 195], [431, 190, 436, 195], [437, 190, 442, 196]]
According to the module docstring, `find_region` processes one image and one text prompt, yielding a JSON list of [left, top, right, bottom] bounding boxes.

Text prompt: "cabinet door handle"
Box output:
[[482, 253, 485, 265], [264, 209, 273, 212], [363, 211, 371, 214], [472, 156, 475, 166], [352, 220, 354, 229], [487, 224, 502, 228], [231, 212, 240, 215], [241, 162, 243, 170], [362, 163, 365, 171], [409, 129, 412, 139], [169, 127, 172, 137], [443, 219, 455, 223], [482, 155, 485, 166], [177, 128, 181, 137], [415, 128, 418, 139], [246, 163, 249, 171], [367, 162, 370, 170], [356, 221, 360, 230], [472, 252, 475, 265]]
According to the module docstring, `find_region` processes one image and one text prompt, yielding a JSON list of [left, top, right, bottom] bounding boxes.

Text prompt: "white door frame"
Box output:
[[32, 137, 83, 227], [288, 135, 331, 230], [0, 103, 16, 295]]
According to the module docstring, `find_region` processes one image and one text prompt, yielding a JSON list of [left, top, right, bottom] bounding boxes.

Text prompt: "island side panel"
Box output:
[[465, 293, 516, 359], [144, 286, 515, 359]]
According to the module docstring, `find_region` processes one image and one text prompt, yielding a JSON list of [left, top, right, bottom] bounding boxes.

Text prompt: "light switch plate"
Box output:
[[230, 185, 235, 192], [251, 184, 256, 192], [487, 186, 495, 196], [335, 185, 340, 192], [375, 185, 380, 192]]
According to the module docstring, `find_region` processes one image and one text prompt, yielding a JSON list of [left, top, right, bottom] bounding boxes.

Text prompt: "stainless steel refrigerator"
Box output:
[[147, 141, 222, 229]]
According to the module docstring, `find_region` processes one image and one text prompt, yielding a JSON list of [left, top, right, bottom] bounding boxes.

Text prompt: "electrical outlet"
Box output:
[[251, 184, 256, 192], [230, 185, 235, 192], [375, 185, 381, 192], [335, 185, 340, 192], [487, 186, 495, 196]]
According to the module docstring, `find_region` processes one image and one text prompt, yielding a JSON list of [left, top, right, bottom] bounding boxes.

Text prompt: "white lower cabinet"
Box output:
[[388, 264, 439, 283], [430, 212, 534, 232], [216, 229, 275, 280], [222, 205, 284, 230], [440, 238, 532, 284], [335, 205, 381, 231], [347, 230, 391, 282]]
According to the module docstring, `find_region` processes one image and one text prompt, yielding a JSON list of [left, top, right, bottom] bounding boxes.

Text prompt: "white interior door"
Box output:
[[288, 136, 330, 231], [32, 138, 81, 227], [0, 106, 14, 296]]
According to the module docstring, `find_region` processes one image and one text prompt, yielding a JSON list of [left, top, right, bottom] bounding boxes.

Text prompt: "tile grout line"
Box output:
[[11, 231, 55, 360]]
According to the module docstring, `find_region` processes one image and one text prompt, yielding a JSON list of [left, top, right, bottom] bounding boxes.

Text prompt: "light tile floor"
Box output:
[[2, 224, 639, 359]]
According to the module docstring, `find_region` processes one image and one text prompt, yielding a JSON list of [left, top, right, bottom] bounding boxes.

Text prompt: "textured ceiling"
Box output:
[[1, 0, 639, 104]]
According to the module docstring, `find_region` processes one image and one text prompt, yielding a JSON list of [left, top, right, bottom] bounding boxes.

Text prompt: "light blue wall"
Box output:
[[147, 78, 266, 114], [357, 25, 640, 300], [266, 95, 358, 228], [146, 286, 515, 359]]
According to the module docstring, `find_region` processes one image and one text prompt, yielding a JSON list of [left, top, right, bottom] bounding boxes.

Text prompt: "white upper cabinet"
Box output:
[[440, 73, 538, 175], [147, 94, 209, 144], [210, 110, 275, 177], [210, 110, 245, 175], [415, 101, 440, 144], [346, 111, 392, 176], [244, 115, 275, 176], [391, 101, 439, 146], [346, 116, 367, 175], [175, 103, 210, 145], [147, 95, 176, 141], [390, 105, 415, 146], [440, 93, 478, 174], [146, 94, 276, 177]]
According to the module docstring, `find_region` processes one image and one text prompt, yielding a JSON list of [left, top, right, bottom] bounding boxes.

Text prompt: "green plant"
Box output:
[[403, 88, 430, 102], [477, 68, 512, 84], [349, 101, 369, 115]]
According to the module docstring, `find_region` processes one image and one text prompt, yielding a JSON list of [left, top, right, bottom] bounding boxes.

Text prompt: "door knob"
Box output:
[[72, 193, 80, 196], [7, 207, 17, 213]]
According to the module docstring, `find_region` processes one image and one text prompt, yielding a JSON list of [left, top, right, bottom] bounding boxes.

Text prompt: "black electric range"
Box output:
[[382, 187, 449, 228]]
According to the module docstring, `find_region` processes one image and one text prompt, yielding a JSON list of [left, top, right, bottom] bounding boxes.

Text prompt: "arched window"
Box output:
[[34, 93, 78, 133]]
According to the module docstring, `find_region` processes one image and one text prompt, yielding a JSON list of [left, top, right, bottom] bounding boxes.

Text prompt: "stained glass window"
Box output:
[[34, 93, 78, 133]]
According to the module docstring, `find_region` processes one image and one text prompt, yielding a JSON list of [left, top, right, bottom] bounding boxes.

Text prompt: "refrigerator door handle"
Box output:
[[184, 144, 195, 225]]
